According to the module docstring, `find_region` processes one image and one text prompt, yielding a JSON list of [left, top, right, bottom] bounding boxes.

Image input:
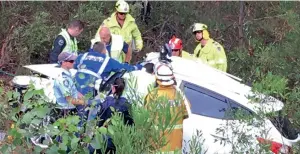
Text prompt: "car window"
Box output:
[[227, 100, 254, 119], [183, 84, 229, 119], [182, 81, 252, 120]]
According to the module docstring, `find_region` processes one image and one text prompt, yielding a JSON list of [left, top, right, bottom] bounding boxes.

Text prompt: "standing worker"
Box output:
[[192, 23, 227, 72], [91, 26, 131, 63], [49, 20, 84, 63], [94, 0, 143, 63], [145, 63, 189, 153]]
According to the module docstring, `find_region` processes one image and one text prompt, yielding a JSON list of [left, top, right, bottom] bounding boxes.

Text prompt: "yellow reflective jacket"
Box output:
[[95, 12, 143, 51], [193, 39, 227, 72], [181, 50, 193, 59], [145, 86, 188, 153]]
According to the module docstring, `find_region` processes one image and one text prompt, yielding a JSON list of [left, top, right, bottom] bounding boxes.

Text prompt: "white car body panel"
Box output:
[[11, 52, 300, 154]]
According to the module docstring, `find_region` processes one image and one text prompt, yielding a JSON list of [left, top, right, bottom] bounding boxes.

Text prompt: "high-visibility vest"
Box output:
[[91, 34, 124, 63], [59, 29, 78, 55], [95, 12, 143, 51]]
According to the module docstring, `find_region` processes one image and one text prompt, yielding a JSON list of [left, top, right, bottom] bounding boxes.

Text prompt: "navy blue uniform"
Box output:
[[73, 49, 142, 96], [88, 95, 133, 154], [49, 35, 68, 63]]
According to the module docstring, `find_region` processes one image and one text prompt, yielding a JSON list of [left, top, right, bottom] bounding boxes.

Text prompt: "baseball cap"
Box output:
[[58, 52, 77, 63]]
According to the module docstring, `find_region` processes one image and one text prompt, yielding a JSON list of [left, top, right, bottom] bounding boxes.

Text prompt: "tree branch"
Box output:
[[243, 13, 287, 25], [142, 15, 172, 35]]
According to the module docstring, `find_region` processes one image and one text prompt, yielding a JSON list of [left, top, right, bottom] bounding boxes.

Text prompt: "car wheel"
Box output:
[[28, 115, 57, 149]]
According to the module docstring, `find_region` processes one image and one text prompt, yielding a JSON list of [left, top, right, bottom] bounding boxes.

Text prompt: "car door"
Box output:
[[180, 81, 234, 154], [223, 99, 259, 153]]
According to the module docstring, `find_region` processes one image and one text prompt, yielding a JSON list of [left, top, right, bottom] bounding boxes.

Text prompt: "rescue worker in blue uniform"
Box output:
[[49, 20, 85, 63], [73, 42, 142, 97]]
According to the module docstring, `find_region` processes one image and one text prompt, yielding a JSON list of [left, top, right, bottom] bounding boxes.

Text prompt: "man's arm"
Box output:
[[107, 57, 142, 73], [49, 35, 66, 63], [122, 41, 132, 63], [131, 23, 143, 51], [213, 45, 227, 72], [56, 77, 86, 106], [66, 96, 86, 105]]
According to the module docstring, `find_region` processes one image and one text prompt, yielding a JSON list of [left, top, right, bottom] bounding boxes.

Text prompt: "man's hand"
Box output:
[[66, 96, 86, 106], [134, 64, 143, 70]]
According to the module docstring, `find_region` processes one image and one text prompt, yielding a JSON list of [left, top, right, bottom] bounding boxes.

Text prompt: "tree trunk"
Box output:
[[238, 1, 245, 48]]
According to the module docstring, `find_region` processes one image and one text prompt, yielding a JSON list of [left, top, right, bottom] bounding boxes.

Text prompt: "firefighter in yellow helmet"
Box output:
[[192, 23, 227, 72], [94, 0, 143, 63], [145, 63, 189, 153]]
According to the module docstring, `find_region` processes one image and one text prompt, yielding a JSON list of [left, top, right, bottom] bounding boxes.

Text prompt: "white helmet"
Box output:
[[155, 63, 175, 86], [115, 0, 130, 13], [192, 23, 208, 32]]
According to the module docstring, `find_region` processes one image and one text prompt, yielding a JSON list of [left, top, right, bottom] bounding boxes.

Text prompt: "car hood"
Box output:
[[23, 64, 77, 79], [12, 75, 56, 103]]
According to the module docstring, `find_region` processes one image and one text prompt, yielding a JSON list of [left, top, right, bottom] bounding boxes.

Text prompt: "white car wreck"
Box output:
[[10, 52, 300, 154]]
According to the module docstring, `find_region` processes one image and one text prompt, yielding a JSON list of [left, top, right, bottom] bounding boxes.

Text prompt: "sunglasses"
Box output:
[[172, 49, 180, 52], [193, 30, 203, 35], [118, 12, 127, 15], [66, 60, 74, 63]]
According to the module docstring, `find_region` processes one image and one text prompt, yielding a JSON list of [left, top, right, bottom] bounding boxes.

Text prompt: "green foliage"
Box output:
[[252, 72, 288, 98], [73, 1, 114, 51], [1, 1, 300, 153], [0, 77, 206, 153]]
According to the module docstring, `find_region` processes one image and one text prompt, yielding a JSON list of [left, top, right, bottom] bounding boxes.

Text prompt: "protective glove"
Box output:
[[134, 64, 143, 70], [138, 61, 148, 66]]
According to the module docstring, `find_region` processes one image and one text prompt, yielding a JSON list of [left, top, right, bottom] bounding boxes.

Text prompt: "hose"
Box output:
[[0, 69, 16, 77]]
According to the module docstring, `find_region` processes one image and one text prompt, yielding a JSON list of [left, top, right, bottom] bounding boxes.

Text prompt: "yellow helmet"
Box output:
[[192, 23, 208, 33], [115, 0, 130, 13]]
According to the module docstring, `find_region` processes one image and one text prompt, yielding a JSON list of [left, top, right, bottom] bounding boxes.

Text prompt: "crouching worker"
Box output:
[[88, 77, 134, 154], [145, 64, 189, 153], [53, 52, 101, 130]]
